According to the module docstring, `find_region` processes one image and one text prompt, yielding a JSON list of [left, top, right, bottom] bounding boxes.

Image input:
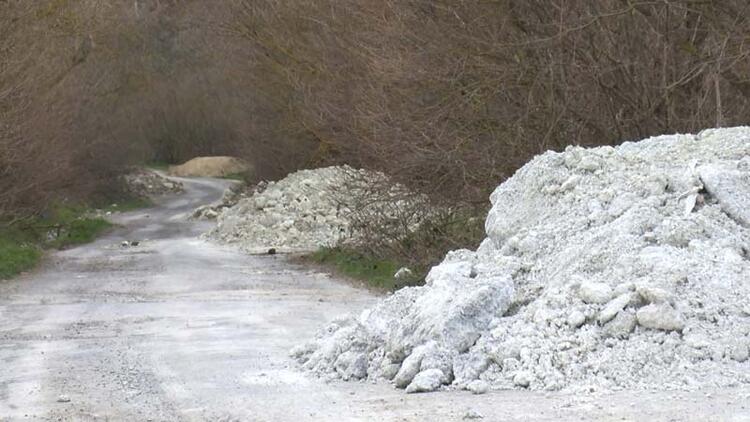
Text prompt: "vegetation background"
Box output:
[[2, 0, 749, 273]]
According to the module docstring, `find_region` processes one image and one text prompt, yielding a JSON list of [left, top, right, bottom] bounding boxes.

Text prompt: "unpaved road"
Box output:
[[1, 176, 749, 421]]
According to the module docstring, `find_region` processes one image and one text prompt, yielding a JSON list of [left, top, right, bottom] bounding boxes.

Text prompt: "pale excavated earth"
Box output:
[[168, 156, 251, 178], [1, 174, 749, 421]]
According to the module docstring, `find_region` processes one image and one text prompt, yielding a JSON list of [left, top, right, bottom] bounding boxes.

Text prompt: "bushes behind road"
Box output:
[[3, 1, 750, 277], [227, 0, 750, 273], [228, 0, 750, 205]]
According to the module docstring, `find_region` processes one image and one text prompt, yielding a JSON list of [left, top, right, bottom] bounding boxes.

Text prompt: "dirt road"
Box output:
[[1, 176, 748, 421]]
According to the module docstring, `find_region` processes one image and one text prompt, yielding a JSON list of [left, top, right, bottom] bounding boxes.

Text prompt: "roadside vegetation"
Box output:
[[103, 197, 153, 213], [0, 231, 41, 279], [0, 204, 115, 279], [145, 162, 172, 172], [308, 247, 419, 292]]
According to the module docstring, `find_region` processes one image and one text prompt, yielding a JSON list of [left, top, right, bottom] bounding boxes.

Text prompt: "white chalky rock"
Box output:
[[728, 341, 749, 363], [579, 281, 614, 304], [598, 293, 632, 324], [699, 165, 750, 227], [602, 310, 637, 339], [405, 369, 445, 393], [466, 380, 490, 395], [513, 371, 534, 388], [333, 351, 368, 381], [453, 353, 490, 384], [393, 345, 429, 388], [567, 310, 587, 328], [636, 303, 685, 331], [463, 409, 484, 419], [613, 282, 635, 297], [394, 267, 413, 280], [636, 286, 673, 304], [578, 156, 601, 172]]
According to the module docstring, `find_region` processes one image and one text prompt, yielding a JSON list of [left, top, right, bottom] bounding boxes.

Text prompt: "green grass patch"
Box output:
[[40, 203, 113, 248], [221, 172, 248, 181], [0, 231, 41, 279], [0, 203, 115, 279], [21, 203, 115, 250], [47, 217, 112, 249], [145, 161, 172, 172], [101, 196, 153, 213], [308, 247, 420, 291]]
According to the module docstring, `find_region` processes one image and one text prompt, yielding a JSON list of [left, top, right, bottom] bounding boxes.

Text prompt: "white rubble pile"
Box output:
[[291, 127, 750, 393], [207, 166, 419, 252], [122, 168, 183, 197]]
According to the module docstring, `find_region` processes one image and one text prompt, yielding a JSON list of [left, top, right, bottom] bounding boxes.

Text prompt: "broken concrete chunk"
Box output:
[[405, 369, 445, 393], [683, 193, 698, 215], [393, 348, 425, 388], [567, 310, 586, 328], [560, 175, 581, 192], [578, 155, 601, 172], [466, 380, 490, 395], [602, 310, 637, 339], [512, 371, 533, 388], [636, 285, 673, 305], [698, 165, 750, 227], [380, 362, 401, 380], [598, 293, 632, 324], [684, 331, 712, 350], [578, 281, 613, 304], [333, 351, 368, 381], [394, 267, 413, 280], [613, 282, 635, 297], [728, 341, 749, 363], [636, 303, 685, 331], [452, 353, 490, 384], [463, 409, 484, 419], [419, 350, 453, 385]]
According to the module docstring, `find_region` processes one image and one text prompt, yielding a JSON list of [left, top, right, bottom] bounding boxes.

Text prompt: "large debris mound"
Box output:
[[207, 166, 422, 252], [291, 127, 750, 393], [168, 156, 251, 178]]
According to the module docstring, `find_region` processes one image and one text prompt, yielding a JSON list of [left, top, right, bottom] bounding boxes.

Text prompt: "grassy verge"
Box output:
[[221, 172, 248, 181], [0, 204, 114, 280], [47, 217, 113, 249], [145, 161, 172, 172], [102, 196, 153, 213], [0, 232, 42, 279], [307, 247, 421, 291]]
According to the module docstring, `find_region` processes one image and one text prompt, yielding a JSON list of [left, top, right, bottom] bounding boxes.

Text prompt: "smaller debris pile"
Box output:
[[207, 166, 425, 252], [122, 168, 183, 197]]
